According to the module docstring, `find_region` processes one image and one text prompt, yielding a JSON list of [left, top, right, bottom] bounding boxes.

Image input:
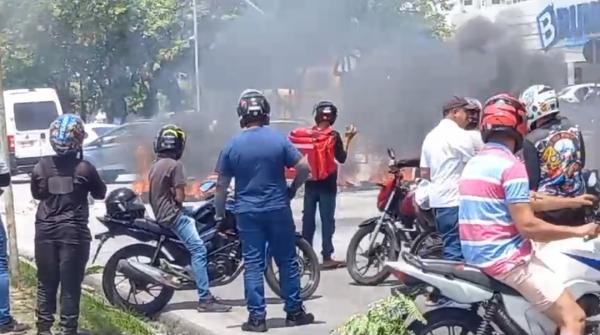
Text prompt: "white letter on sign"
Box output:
[[538, 11, 556, 50]]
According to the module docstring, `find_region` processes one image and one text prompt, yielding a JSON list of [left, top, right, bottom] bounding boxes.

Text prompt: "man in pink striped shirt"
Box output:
[[458, 94, 599, 335]]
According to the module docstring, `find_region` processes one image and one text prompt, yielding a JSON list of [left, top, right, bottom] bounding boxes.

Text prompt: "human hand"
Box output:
[[577, 222, 600, 239], [344, 124, 358, 140], [574, 194, 599, 208]]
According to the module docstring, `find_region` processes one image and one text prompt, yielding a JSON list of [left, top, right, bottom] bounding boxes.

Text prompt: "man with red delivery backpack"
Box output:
[[289, 101, 357, 270]]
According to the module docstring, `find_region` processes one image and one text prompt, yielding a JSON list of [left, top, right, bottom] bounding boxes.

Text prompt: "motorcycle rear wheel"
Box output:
[[346, 222, 399, 286], [102, 243, 175, 317], [409, 230, 443, 259], [265, 237, 321, 300], [408, 308, 482, 334]]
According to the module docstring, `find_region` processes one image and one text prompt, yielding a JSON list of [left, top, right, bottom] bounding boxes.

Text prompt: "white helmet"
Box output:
[[519, 85, 560, 130]]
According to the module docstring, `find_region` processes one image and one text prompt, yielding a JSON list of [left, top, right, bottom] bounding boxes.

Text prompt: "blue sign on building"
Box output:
[[537, 1, 600, 50]]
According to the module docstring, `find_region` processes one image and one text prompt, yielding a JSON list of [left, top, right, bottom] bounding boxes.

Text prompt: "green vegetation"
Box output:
[[19, 259, 157, 335], [334, 294, 425, 335]]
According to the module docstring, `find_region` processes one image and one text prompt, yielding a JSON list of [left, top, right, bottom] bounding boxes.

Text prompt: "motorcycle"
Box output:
[[93, 180, 320, 316], [346, 148, 440, 286], [389, 170, 600, 334]]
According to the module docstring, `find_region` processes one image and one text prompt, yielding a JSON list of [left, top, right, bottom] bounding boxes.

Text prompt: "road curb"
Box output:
[[18, 249, 219, 335]]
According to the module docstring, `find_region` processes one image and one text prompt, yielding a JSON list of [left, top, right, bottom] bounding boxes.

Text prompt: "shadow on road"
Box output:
[[226, 318, 327, 330], [163, 295, 323, 311]]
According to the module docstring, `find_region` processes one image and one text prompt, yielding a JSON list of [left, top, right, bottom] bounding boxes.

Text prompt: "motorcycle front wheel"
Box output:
[[265, 236, 321, 300], [346, 221, 399, 286], [408, 308, 482, 334], [102, 243, 175, 317]]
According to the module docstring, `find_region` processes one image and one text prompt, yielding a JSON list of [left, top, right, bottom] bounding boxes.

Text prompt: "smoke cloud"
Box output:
[[191, 0, 565, 166]]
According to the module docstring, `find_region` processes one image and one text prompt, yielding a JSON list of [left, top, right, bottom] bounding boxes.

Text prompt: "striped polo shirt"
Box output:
[[458, 142, 532, 276]]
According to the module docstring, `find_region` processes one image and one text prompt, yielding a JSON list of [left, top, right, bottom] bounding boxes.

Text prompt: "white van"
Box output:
[[3, 88, 63, 174]]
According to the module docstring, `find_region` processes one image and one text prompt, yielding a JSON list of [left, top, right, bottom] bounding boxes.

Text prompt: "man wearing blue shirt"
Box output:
[[214, 89, 314, 333]]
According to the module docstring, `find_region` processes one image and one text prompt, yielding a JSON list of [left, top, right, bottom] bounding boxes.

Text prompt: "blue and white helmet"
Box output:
[[49, 114, 86, 156], [519, 85, 560, 130]]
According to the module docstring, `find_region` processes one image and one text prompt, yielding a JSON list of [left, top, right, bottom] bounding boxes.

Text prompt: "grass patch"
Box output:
[[19, 259, 156, 335]]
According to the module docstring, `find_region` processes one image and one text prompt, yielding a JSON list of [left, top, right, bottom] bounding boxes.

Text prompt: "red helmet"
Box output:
[[480, 93, 528, 151]]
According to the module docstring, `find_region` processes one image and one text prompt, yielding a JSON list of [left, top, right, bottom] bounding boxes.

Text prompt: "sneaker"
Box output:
[[241, 318, 267, 332], [425, 296, 470, 309], [198, 296, 232, 313], [321, 258, 346, 270], [0, 318, 30, 334], [285, 308, 315, 327]]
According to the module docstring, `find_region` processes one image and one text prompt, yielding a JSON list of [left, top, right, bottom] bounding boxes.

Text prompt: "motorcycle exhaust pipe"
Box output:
[[116, 260, 183, 289]]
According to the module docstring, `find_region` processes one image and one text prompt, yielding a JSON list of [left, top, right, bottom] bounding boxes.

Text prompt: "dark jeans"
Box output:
[[0, 220, 12, 326], [35, 241, 90, 334], [302, 188, 336, 260], [434, 207, 463, 261], [237, 207, 302, 320]]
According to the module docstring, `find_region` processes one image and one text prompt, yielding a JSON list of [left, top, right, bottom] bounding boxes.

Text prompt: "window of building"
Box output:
[[463, 0, 473, 6]]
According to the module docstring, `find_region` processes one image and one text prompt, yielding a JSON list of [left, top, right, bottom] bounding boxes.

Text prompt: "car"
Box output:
[[558, 83, 600, 104], [83, 120, 158, 183], [3, 88, 63, 174], [84, 123, 118, 145]]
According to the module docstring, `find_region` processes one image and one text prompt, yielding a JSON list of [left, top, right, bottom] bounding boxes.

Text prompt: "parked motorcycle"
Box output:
[[93, 180, 320, 316], [389, 170, 600, 334], [346, 148, 439, 286]]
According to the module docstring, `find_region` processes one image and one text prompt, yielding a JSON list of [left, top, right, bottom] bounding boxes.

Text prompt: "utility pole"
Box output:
[[0, 51, 20, 281], [192, 0, 201, 113]]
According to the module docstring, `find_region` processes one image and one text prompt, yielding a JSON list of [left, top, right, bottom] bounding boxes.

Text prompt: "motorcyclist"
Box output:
[[214, 89, 314, 332], [458, 93, 599, 335], [148, 124, 231, 313], [31, 114, 106, 335], [520, 85, 588, 226]]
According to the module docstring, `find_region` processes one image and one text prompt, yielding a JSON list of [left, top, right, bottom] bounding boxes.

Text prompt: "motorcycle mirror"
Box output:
[[387, 148, 396, 160]]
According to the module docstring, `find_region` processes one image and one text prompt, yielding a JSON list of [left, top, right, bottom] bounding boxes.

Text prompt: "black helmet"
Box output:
[[237, 89, 270, 128], [313, 100, 338, 125], [153, 124, 186, 159], [105, 188, 146, 220]]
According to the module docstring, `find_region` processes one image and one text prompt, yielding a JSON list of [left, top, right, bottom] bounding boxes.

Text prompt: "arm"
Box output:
[[214, 148, 233, 219], [30, 163, 49, 200], [88, 163, 107, 200], [529, 192, 586, 212], [172, 161, 187, 205], [214, 174, 232, 219], [290, 156, 310, 192], [504, 160, 586, 242], [419, 144, 431, 181], [334, 132, 348, 164], [522, 139, 541, 191], [510, 203, 586, 242], [285, 139, 310, 195]]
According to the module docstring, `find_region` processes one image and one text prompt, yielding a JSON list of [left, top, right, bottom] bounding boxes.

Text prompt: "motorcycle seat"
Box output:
[[133, 218, 176, 237], [402, 253, 520, 296]]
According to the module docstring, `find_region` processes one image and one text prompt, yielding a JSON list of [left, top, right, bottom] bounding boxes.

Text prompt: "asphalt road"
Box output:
[[5, 181, 397, 335]]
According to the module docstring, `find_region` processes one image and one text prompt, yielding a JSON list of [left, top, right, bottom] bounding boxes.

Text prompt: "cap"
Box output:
[[443, 96, 470, 114]]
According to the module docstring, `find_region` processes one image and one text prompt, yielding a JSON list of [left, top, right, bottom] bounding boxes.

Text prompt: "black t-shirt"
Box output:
[[31, 155, 107, 243], [305, 130, 347, 193], [149, 157, 186, 225]]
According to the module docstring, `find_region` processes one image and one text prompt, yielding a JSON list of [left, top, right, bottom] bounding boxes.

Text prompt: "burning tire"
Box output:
[[102, 244, 175, 317], [265, 236, 320, 300]]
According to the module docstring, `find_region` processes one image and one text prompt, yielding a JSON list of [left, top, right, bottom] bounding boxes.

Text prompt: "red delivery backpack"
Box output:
[[289, 126, 337, 181]]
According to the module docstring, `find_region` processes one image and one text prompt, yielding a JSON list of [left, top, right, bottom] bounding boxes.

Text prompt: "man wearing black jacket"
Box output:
[[302, 101, 356, 270], [0, 158, 29, 334], [31, 115, 106, 335]]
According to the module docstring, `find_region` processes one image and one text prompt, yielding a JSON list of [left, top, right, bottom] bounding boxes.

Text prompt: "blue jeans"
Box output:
[[171, 214, 211, 300], [434, 207, 463, 261], [237, 207, 302, 320], [0, 220, 10, 325], [302, 188, 336, 259]]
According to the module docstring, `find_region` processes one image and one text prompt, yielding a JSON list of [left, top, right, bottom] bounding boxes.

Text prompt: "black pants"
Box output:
[[302, 187, 337, 260], [35, 241, 90, 334]]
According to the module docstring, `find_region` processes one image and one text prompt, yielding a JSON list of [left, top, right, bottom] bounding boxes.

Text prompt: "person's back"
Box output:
[[221, 126, 294, 213], [459, 144, 532, 274], [32, 155, 106, 242], [149, 156, 185, 225]]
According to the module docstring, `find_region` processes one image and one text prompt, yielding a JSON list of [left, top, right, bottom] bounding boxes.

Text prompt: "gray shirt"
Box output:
[[149, 158, 186, 225]]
